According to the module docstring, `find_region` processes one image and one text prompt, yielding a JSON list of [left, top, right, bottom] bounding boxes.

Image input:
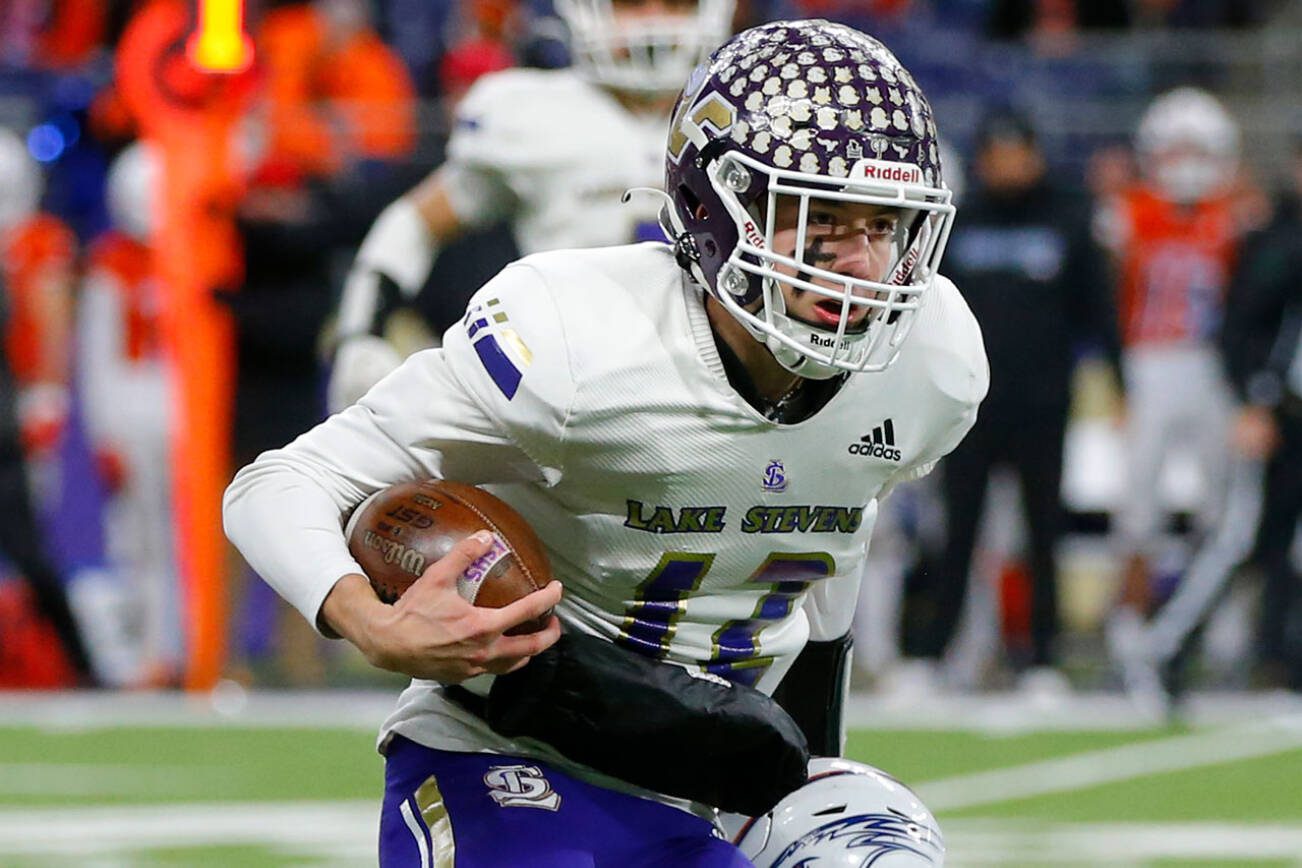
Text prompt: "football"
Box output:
[[346, 479, 555, 634]]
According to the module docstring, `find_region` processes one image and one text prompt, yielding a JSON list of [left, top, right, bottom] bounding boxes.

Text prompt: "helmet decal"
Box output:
[[771, 810, 941, 867], [733, 759, 944, 867]]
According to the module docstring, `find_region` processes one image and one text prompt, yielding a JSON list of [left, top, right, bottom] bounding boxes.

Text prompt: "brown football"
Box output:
[[346, 479, 555, 635]]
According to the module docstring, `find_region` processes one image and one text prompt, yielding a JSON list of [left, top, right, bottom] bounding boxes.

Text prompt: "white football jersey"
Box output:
[[440, 68, 668, 251], [224, 243, 986, 805]]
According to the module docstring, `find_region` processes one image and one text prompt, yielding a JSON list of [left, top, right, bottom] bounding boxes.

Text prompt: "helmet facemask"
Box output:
[[555, 0, 735, 95], [676, 149, 953, 379]]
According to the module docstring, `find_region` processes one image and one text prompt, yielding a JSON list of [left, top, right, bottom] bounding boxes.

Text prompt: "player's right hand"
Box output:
[[327, 334, 405, 412], [329, 532, 563, 683], [1231, 405, 1279, 460]]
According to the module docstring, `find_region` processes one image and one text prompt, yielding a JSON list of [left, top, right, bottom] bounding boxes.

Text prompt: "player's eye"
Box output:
[[808, 210, 838, 227], [867, 216, 898, 238]]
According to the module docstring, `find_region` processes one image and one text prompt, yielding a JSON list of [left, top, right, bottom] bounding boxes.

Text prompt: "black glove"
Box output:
[[484, 632, 809, 815]]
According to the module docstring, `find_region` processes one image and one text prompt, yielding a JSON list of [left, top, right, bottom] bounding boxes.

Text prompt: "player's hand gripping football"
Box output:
[[322, 531, 563, 682]]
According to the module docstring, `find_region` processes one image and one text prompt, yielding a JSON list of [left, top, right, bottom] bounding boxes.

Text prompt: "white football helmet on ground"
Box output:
[[1135, 86, 1239, 204], [729, 757, 944, 867], [554, 0, 734, 94]]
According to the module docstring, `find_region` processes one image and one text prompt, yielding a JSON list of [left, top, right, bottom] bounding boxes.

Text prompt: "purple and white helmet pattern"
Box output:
[[730, 757, 945, 867], [663, 19, 954, 377]]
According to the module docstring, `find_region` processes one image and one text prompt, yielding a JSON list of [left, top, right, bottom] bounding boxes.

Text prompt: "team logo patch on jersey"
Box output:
[[463, 298, 532, 399], [484, 765, 562, 811], [763, 459, 788, 493]]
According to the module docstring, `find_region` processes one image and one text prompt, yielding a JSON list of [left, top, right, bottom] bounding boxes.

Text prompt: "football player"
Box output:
[[77, 142, 183, 687], [1100, 88, 1246, 683], [226, 19, 985, 866], [326, 0, 737, 411], [0, 127, 96, 685]]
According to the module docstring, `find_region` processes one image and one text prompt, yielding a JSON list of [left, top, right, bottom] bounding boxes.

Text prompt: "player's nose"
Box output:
[[829, 232, 876, 282]]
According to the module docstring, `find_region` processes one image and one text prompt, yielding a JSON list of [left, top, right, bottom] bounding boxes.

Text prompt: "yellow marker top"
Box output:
[[187, 0, 253, 73]]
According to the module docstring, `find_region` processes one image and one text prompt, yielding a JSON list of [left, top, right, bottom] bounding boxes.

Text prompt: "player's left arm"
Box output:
[[770, 572, 861, 756]]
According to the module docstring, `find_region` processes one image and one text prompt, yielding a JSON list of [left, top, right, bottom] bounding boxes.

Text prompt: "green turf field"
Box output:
[[2, 693, 1300, 866]]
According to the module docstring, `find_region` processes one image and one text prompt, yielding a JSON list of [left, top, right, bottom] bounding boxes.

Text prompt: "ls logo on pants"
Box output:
[[484, 764, 562, 811]]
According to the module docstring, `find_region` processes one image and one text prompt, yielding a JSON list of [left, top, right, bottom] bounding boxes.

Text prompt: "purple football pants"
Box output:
[[379, 736, 754, 867]]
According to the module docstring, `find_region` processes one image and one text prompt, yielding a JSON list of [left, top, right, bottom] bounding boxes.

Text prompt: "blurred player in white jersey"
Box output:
[[227, 19, 985, 866], [77, 142, 183, 687], [327, 0, 737, 411]]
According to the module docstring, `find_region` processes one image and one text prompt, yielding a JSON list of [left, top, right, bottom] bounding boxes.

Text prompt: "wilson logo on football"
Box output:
[[848, 419, 901, 461]]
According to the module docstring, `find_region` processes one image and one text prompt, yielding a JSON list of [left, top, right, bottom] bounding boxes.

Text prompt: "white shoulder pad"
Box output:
[[874, 275, 989, 495], [448, 68, 595, 172], [915, 274, 990, 409], [441, 261, 578, 479]]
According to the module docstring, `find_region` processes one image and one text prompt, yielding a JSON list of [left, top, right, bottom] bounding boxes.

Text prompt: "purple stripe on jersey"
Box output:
[[472, 335, 521, 399], [467, 317, 489, 339]]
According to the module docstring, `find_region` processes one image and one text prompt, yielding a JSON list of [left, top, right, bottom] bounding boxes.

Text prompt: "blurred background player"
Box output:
[[895, 106, 1117, 696], [1133, 122, 1302, 704], [0, 126, 96, 686], [1218, 128, 1302, 691], [325, 0, 736, 411], [1098, 87, 1246, 682], [77, 141, 183, 688]]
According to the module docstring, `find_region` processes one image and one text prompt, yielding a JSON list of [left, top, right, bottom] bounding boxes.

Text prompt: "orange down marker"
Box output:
[[187, 0, 253, 73]]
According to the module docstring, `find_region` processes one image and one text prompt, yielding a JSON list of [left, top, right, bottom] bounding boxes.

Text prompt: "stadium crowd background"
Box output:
[[0, 0, 1299, 707]]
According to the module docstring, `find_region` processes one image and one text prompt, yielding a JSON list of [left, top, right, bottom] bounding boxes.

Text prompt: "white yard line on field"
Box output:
[[0, 763, 238, 797], [0, 800, 378, 860], [0, 803, 1297, 865], [916, 712, 1302, 812], [942, 819, 1302, 865], [0, 688, 396, 730]]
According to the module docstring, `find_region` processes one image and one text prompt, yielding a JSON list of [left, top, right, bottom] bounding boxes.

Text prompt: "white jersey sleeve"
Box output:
[[223, 263, 576, 630]]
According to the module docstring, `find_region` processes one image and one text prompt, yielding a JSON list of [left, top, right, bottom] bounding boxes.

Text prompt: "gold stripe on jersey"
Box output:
[[415, 775, 456, 868]]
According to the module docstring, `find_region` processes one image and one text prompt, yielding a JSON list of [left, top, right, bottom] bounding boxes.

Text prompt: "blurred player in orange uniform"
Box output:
[[78, 142, 183, 687], [256, 0, 417, 181], [0, 127, 96, 685], [1098, 88, 1246, 672]]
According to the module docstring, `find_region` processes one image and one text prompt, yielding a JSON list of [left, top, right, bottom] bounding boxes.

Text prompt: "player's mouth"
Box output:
[[809, 298, 869, 330]]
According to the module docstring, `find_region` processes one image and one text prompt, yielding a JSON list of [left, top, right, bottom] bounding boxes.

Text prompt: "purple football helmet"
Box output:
[[663, 20, 955, 378]]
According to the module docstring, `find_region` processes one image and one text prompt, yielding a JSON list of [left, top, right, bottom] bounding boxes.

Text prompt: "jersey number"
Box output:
[[615, 552, 834, 686]]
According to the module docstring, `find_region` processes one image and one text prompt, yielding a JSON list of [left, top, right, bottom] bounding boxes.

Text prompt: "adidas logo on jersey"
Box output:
[[849, 419, 901, 461]]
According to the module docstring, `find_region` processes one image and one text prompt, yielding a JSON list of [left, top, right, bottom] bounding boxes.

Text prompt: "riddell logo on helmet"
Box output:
[[809, 333, 853, 350], [742, 220, 765, 250], [853, 160, 922, 185]]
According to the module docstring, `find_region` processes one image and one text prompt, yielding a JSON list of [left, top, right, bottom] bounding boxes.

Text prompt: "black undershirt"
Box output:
[[710, 325, 848, 424]]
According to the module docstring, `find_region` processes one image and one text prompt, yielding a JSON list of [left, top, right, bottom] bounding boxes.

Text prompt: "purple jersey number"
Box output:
[[616, 551, 835, 686]]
